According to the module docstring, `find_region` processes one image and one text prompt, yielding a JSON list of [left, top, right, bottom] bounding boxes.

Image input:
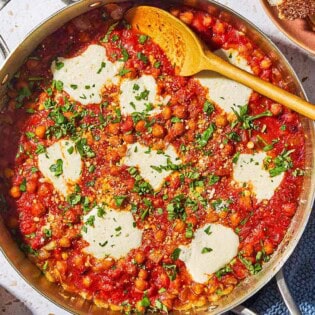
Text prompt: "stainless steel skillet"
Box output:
[[0, 0, 314, 314]]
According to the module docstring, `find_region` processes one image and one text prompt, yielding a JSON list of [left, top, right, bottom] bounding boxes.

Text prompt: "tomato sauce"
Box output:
[[0, 4, 305, 313]]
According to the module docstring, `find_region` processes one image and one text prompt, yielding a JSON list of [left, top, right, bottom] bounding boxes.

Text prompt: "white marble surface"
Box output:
[[0, 0, 314, 314]]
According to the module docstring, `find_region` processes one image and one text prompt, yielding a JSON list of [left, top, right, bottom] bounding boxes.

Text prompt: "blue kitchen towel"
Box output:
[[241, 204, 315, 315]]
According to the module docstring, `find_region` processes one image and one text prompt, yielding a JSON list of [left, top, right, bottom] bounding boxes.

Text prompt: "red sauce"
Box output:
[[0, 4, 305, 313]]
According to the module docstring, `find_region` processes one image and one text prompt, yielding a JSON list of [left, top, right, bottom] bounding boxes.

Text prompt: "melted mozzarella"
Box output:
[[52, 44, 120, 105], [123, 142, 181, 191], [179, 223, 239, 283], [233, 152, 284, 202], [82, 206, 142, 259], [195, 48, 253, 114], [120, 75, 168, 116], [38, 140, 82, 197]]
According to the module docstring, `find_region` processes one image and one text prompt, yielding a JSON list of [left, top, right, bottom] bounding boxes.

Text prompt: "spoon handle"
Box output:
[[202, 51, 315, 120]]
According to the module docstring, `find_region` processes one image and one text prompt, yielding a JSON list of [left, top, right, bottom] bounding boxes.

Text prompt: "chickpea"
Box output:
[[10, 186, 21, 199], [134, 251, 146, 264], [135, 120, 146, 132], [172, 122, 185, 136], [213, 21, 225, 34], [260, 58, 272, 69], [155, 230, 166, 242], [170, 8, 180, 17], [59, 237, 71, 248], [222, 143, 235, 156], [179, 11, 194, 24], [263, 240, 274, 255], [135, 278, 148, 291], [282, 202, 296, 217], [4, 168, 14, 178], [26, 180, 37, 193], [242, 243, 254, 257], [117, 144, 127, 157], [162, 106, 172, 120], [37, 183, 50, 197], [221, 285, 234, 296], [61, 252, 68, 260], [247, 141, 254, 149], [56, 260, 67, 275], [123, 134, 135, 144], [82, 276, 92, 288], [31, 202, 46, 217], [152, 124, 165, 138], [63, 112, 73, 120], [174, 219, 185, 233], [138, 269, 148, 280], [102, 258, 115, 270], [270, 103, 283, 116], [108, 123, 120, 135], [229, 212, 241, 227], [26, 59, 40, 71], [215, 115, 228, 127], [33, 125, 46, 139], [173, 105, 188, 119], [135, 301, 145, 313], [191, 283, 205, 295], [194, 295, 207, 307], [187, 120, 197, 131]]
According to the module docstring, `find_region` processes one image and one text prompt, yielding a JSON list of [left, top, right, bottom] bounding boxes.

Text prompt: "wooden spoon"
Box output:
[[125, 6, 315, 120]]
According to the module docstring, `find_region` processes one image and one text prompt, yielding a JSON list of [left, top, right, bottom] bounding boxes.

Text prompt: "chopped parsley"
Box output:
[[19, 178, 27, 192], [269, 149, 294, 177], [138, 34, 148, 44], [185, 223, 194, 238], [55, 59, 64, 70], [137, 52, 148, 63], [203, 100, 215, 115], [201, 247, 213, 254], [171, 248, 181, 260], [75, 138, 95, 158], [118, 67, 131, 76], [204, 225, 212, 235], [231, 104, 272, 130], [140, 295, 150, 307], [49, 159, 63, 177], [114, 195, 127, 207], [196, 123, 216, 147], [101, 21, 119, 43]]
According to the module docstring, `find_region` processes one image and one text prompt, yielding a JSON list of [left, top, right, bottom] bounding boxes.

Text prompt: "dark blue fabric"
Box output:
[[242, 205, 315, 314]]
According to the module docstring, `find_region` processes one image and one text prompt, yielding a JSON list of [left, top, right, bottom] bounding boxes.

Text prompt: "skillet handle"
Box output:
[[0, 0, 10, 59], [276, 269, 301, 315], [0, 34, 10, 59]]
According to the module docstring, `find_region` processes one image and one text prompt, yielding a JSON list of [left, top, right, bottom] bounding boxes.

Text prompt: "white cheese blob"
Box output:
[[179, 223, 239, 283], [82, 206, 142, 259], [52, 44, 120, 105], [195, 48, 253, 114], [38, 140, 82, 197], [123, 142, 181, 191], [233, 152, 284, 202], [119, 75, 168, 116]]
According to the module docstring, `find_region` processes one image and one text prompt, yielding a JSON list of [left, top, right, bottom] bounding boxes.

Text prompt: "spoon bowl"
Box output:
[[125, 6, 315, 120]]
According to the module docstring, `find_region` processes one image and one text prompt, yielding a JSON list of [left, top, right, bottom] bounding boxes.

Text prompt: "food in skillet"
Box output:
[[0, 4, 306, 313]]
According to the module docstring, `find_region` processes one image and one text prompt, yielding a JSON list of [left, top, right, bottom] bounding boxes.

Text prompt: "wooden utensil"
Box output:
[[125, 6, 315, 120]]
